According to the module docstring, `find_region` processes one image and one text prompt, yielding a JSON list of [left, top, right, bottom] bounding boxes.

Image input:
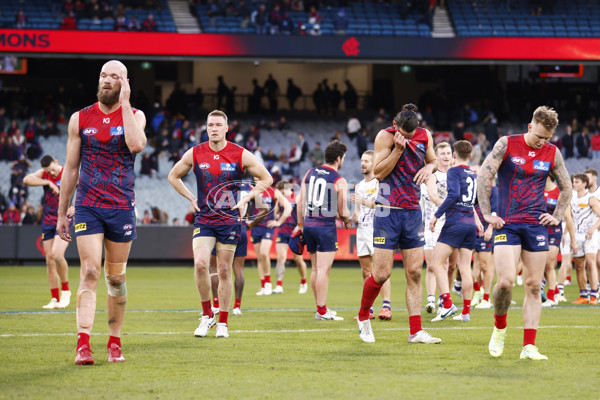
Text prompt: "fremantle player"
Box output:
[[584, 168, 600, 292], [297, 140, 351, 321], [478, 106, 571, 360], [274, 180, 308, 294], [57, 60, 147, 365], [429, 141, 483, 323], [350, 150, 392, 320], [357, 104, 441, 344], [24, 155, 73, 309], [169, 110, 271, 338], [570, 173, 600, 305]]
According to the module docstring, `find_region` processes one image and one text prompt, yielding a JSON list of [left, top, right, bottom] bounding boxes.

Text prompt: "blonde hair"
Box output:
[[435, 141, 451, 154], [207, 110, 228, 125], [532, 106, 559, 132]]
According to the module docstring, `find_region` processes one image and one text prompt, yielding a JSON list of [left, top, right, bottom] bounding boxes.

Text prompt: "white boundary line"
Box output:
[[1, 325, 598, 338]]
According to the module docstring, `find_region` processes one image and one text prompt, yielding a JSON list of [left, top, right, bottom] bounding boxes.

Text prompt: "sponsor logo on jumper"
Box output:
[[110, 126, 124, 136], [533, 160, 550, 171], [220, 163, 235, 172]]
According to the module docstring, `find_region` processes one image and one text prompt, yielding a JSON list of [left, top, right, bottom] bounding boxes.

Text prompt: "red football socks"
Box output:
[[50, 288, 59, 301], [260, 278, 265, 288], [483, 293, 490, 301], [234, 298, 241, 309], [219, 311, 229, 325], [61, 281, 70, 291], [213, 297, 219, 308], [77, 332, 90, 350], [523, 329, 537, 346], [473, 281, 481, 291], [358, 275, 382, 321], [276, 280, 283, 287], [108, 335, 121, 348], [441, 292, 452, 309], [462, 299, 471, 315], [300, 278, 307, 284], [264, 275, 271, 283], [494, 313, 507, 329], [201, 300, 214, 317], [317, 305, 327, 315], [409, 315, 422, 335], [547, 289, 555, 301]]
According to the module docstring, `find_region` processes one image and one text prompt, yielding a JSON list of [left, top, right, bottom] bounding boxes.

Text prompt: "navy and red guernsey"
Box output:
[[193, 141, 245, 226], [279, 194, 297, 235], [303, 165, 342, 227], [41, 166, 63, 225], [253, 186, 276, 228], [76, 103, 138, 210], [544, 186, 561, 234], [434, 165, 478, 225], [497, 134, 556, 224], [377, 126, 429, 209]]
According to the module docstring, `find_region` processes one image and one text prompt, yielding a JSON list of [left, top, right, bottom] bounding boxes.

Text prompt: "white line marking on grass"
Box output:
[[1, 325, 598, 338]]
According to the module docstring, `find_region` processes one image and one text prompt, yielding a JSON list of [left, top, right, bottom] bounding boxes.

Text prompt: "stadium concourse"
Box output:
[[0, 116, 597, 225]]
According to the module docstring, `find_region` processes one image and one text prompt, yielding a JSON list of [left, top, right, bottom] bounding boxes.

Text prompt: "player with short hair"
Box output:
[[478, 106, 571, 360], [252, 182, 292, 296], [168, 110, 272, 338], [24, 154, 73, 309], [57, 60, 147, 365], [584, 168, 600, 290], [421, 142, 451, 313], [350, 150, 392, 320], [357, 104, 440, 344], [569, 173, 600, 305], [542, 176, 576, 307], [297, 140, 350, 321], [429, 140, 483, 322], [274, 180, 308, 294]]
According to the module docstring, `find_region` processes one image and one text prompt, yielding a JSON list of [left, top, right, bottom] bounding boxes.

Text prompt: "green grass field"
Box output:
[[1, 264, 599, 400]]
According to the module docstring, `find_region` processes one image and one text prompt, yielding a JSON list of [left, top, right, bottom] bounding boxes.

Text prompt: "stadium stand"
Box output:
[[448, 0, 600, 38]]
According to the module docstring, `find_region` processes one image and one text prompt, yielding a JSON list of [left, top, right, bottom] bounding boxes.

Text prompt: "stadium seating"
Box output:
[[448, 0, 600, 37]]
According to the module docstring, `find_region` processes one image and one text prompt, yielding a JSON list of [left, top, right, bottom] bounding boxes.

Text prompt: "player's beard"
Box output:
[[96, 84, 120, 107]]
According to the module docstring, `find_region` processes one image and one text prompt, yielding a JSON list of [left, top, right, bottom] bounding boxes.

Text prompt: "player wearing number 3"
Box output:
[[296, 140, 351, 321]]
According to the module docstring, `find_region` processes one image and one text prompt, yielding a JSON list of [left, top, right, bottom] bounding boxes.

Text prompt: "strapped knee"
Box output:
[[105, 261, 127, 297]]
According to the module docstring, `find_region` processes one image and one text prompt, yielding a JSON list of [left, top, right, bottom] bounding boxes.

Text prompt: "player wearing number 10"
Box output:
[[297, 140, 351, 321]]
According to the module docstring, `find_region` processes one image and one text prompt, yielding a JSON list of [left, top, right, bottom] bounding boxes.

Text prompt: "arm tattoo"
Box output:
[[551, 150, 572, 221], [477, 138, 507, 216]]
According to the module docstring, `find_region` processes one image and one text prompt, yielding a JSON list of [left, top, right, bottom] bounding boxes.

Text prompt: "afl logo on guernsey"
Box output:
[[82, 128, 98, 136], [199, 163, 210, 170], [511, 157, 525, 165]]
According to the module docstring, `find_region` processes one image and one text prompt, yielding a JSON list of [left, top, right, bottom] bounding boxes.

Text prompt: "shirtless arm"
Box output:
[[477, 137, 507, 229]]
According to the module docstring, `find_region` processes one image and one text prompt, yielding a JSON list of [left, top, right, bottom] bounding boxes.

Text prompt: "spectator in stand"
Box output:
[[291, 0, 304, 12], [298, 133, 309, 162], [207, 0, 225, 26], [246, 135, 258, 152], [244, 124, 260, 145], [356, 129, 368, 159], [217, 75, 230, 110], [63, 0, 75, 15], [143, 13, 158, 32], [21, 204, 37, 225], [23, 117, 39, 144], [264, 74, 280, 113], [347, 114, 361, 141], [288, 143, 302, 178], [60, 11, 78, 30], [4, 137, 20, 161], [343, 80, 358, 111], [0, 107, 6, 133], [308, 141, 324, 167], [308, 6, 322, 25], [238, 0, 251, 28], [591, 130, 600, 159], [577, 126, 591, 159], [15, 9, 27, 29], [263, 149, 278, 162], [269, 5, 282, 34], [88, 3, 103, 21], [462, 103, 478, 130], [252, 4, 268, 35], [562, 124, 575, 158], [280, 12, 294, 35], [74, 0, 86, 18], [330, 84, 342, 115], [286, 79, 302, 110], [334, 8, 348, 35], [172, 218, 180, 226], [184, 205, 195, 225], [278, 148, 289, 164], [330, 131, 343, 142], [140, 152, 157, 178], [41, 120, 60, 138], [129, 13, 142, 31], [141, 209, 152, 225], [0, 189, 8, 216], [278, 116, 290, 130], [309, 23, 321, 36], [483, 111, 499, 146], [452, 120, 465, 142], [3, 202, 20, 225], [101, 3, 114, 20], [11, 129, 26, 159], [115, 10, 128, 31]]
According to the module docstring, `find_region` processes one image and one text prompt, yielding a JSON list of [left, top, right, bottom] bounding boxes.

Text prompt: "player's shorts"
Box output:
[[573, 231, 599, 258], [424, 218, 444, 250], [493, 223, 548, 252], [474, 236, 493, 252], [357, 224, 374, 257], [304, 224, 338, 253], [211, 226, 247, 257], [373, 208, 424, 250], [560, 231, 571, 255], [42, 224, 57, 241], [74, 207, 136, 242], [194, 223, 241, 246], [548, 225, 563, 248], [276, 232, 292, 245], [438, 222, 476, 250], [250, 226, 276, 243]]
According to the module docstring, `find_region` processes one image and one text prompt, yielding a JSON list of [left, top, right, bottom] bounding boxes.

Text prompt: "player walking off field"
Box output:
[[57, 60, 147, 365], [356, 104, 441, 344], [169, 110, 271, 339], [24, 155, 73, 309], [297, 140, 351, 321], [478, 106, 571, 360]]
